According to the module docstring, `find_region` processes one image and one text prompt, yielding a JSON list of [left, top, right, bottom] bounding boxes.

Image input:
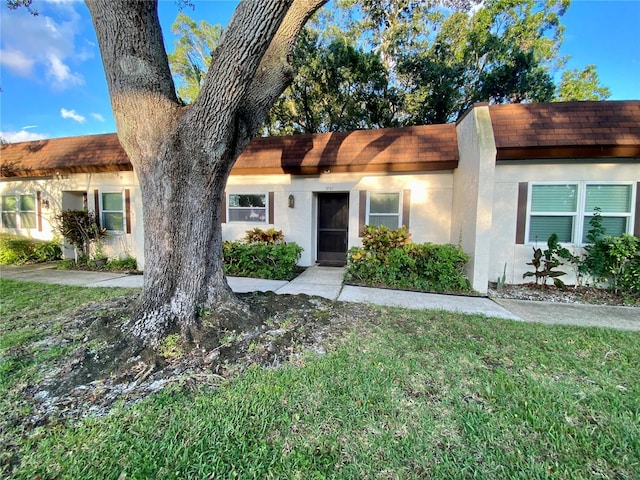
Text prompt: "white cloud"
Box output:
[[0, 130, 48, 143], [47, 53, 84, 86], [91, 113, 105, 122], [61, 108, 86, 123], [0, 49, 35, 76], [0, 3, 90, 89]]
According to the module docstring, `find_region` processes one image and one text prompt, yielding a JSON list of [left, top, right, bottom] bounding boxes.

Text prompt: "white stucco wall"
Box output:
[[225, 171, 455, 266], [451, 105, 497, 293], [1, 171, 144, 267], [3, 169, 454, 270], [490, 160, 640, 285]]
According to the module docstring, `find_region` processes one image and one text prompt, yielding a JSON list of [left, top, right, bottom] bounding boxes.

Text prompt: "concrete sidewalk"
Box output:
[[2, 263, 639, 331]]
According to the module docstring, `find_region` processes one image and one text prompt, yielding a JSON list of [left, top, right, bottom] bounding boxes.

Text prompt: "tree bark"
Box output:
[[85, 0, 326, 347]]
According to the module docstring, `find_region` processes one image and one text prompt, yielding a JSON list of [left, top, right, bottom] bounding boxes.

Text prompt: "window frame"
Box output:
[[366, 191, 403, 229], [226, 192, 268, 224], [526, 181, 635, 245], [1, 193, 37, 230], [100, 191, 125, 233]]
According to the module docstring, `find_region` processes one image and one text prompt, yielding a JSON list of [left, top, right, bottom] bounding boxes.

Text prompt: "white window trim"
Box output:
[[526, 181, 636, 246], [1, 193, 37, 230], [227, 192, 268, 224], [100, 191, 125, 233], [366, 191, 403, 229]]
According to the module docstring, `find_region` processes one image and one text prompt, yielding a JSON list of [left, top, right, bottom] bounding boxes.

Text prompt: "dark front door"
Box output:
[[317, 193, 349, 266]]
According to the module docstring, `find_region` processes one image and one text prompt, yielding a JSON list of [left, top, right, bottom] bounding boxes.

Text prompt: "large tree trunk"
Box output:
[[127, 133, 241, 346], [85, 0, 326, 347]]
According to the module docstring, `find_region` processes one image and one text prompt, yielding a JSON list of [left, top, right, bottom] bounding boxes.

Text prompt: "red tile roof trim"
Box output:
[[1, 133, 132, 178]]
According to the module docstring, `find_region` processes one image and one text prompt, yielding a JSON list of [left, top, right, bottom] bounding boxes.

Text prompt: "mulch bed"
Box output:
[[488, 283, 639, 307]]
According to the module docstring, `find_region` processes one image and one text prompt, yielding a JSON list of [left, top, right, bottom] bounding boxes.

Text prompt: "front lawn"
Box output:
[[1, 280, 639, 479]]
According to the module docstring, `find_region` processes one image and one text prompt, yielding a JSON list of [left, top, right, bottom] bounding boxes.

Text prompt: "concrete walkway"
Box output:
[[2, 263, 639, 331]]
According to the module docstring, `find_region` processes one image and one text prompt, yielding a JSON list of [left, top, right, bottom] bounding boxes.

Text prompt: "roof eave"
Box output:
[[496, 145, 640, 162]]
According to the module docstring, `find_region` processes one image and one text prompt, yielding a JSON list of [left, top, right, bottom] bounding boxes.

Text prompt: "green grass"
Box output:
[[0, 279, 139, 473], [2, 280, 639, 479]]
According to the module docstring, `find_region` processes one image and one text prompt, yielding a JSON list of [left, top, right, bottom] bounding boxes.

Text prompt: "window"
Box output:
[[228, 193, 267, 223], [1, 194, 36, 229], [367, 192, 401, 229], [101, 192, 124, 231], [529, 184, 577, 243], [581, 184, 632, 242], [528, 183, 634, 244]]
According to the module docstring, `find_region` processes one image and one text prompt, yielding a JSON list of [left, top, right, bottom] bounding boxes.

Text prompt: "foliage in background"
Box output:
[[0, 234, 61, 265], [167, 0, 610, 132], [54, 210, 105, 261], [224, 228, 302, 280], [106, 255, 138, 271], [394, 0, 562, 123], [523, 233, 570, 288], [556, 64, 611, 101], [265, 28, 400, 134], [346, 225, 471, 293], [167, 12, 222, 104], [56, 255, 138, 273]]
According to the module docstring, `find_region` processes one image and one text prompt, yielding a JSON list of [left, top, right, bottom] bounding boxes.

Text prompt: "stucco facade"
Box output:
[[2, 101, 639, 293]]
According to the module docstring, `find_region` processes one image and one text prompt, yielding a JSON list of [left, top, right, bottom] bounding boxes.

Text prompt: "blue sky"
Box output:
[[1, 0, 638, 143]]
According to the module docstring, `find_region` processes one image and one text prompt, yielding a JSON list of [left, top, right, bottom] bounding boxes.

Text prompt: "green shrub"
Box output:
[[0, 234, 62, 265], [223, 241, 303, 280], [361, 225, 411, 257], [345, 226, 471, 293], [554, 209, 640, 296], [106, 255, 138, 271], [54, 209, 105, 260], [598, 234, 640, 295], [581, 207, 608, 283]]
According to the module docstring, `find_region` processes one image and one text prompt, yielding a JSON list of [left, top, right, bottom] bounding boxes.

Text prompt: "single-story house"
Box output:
[[2, 101, 639, 293]]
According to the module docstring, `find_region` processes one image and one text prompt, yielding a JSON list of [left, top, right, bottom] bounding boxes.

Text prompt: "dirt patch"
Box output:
[[10, 293, 381, 441], [489, 283, 639, 306]]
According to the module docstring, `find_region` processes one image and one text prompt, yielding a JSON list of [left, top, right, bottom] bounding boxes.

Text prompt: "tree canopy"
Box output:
[[168, 12, 222, 104], [167, 0, 611, 132], [557, 64, 611, 101]]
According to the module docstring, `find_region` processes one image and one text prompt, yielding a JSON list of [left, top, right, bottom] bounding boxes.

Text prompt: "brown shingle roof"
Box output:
[[234, 124, 459, 174], [0, 133, 131, 177], [3, 101, 637, 178], [489, 100, 640, 160], [1, 125, 459, 178]]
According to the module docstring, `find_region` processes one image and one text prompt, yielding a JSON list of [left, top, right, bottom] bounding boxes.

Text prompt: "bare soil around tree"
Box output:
[[8, 292, 380, 439]]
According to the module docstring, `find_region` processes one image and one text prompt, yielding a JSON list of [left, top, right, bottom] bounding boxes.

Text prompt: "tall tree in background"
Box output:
[[557, 64, 611, 101], [265, 28, 401, 134], [167, 12, 222, 103], [396, 0, 563, 123], [167, 0, 610, 131]]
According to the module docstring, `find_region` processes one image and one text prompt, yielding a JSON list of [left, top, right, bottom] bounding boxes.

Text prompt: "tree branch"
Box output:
[[235, 0, 328, 144], [85, 0, 180, 153], [188, 0, 295, 146]]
